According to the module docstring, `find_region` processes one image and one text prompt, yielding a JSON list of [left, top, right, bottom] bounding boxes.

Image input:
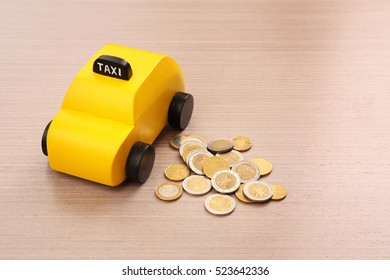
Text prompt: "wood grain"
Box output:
[[1, 0, 390, 259]]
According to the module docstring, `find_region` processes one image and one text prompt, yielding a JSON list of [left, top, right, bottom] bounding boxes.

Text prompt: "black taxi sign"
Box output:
[[93, 55, 132, 80]]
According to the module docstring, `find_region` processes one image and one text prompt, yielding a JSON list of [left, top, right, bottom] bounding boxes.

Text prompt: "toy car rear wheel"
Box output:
[[168, 92, 194, 130], [126, 141, 155, 183], [41, 121, 52, 156]]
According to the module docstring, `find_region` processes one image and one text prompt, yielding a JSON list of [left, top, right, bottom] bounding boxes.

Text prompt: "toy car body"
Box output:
[[42, 44, 193, 186]]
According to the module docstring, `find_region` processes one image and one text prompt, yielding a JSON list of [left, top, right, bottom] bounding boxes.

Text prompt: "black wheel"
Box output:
[[168, 92, 194, 130], [126, 142, 155, 183], [41, 121, 52, 156]]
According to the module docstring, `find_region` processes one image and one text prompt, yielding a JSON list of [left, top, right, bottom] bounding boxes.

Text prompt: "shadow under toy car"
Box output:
[[41, 44, 193, 186]]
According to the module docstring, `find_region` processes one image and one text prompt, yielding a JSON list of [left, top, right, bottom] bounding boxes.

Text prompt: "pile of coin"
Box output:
[[155, 134, 287, 216]]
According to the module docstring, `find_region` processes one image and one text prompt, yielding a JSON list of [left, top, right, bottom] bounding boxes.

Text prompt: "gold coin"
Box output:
[[169, 134, 189, 149], [182, 175, 211, 195], [235, 184, 254, 203], [243, 181, 274, 202], [232, 161, 260, 183], [155, 182, 183, 201], [211, 170, 240, 194], [271, 184, 287, 201], [164, 164, 190, 181], [204, 194, 236, 215], [188, 150, 213, 175], [207, 139, 234, 153], [232, 135, 252, 152], [179, 141, 206, 162], [202, 156, 230, 178], [250, 158, 273, 176], [182, 135, 208, 147], [216, 150, 244, 167]]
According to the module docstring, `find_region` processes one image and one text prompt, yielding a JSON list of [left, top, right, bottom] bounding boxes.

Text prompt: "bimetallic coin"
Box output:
[[188, 150, 213, 175], [232, 135, 252, 152], [179, 141, 206, 162], [211, 170, 241, 194], [155, 182, 183, 201], [204, 194, 236, 216], [250, 158, 273, 176], [216, 150, 244, 167], [243, 181, 274, 202], [202, 156, 230, 179], [182, 175, 212, 195], [181, 135, 208, 147], [185, 148, 207, 165], [164, 164, 190, 181], [232, 161, 260, 183], [169, 134, 189, 149], [271, 184, 287, 201], [207, 139, 234, 154], [235, 184, 254, 203]]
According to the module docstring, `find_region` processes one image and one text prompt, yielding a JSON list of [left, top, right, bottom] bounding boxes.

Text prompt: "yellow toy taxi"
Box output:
[[41, 44, 193, 186]]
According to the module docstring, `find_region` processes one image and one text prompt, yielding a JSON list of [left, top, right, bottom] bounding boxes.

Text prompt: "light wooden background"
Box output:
[[1, 0, 390, 259]]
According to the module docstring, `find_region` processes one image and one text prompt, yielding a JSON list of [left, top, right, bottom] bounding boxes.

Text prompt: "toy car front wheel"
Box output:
[[126, 142, 155, 183], [41, 121, 52, 156], [168, 92, 194, 130]]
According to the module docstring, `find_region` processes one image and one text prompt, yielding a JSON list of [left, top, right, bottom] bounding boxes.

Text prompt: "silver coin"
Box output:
[[188, 150, 213, 174], [204, 194, 236, 216], [182, 175, 212, 195], [216, 150, 244, 167], [243, 181, 274, 202], [211, 169, 241, 194], [231, 160, 260, 183]]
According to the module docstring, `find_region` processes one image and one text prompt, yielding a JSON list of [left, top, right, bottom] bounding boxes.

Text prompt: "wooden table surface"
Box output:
[[1, 0, 390, 259]]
